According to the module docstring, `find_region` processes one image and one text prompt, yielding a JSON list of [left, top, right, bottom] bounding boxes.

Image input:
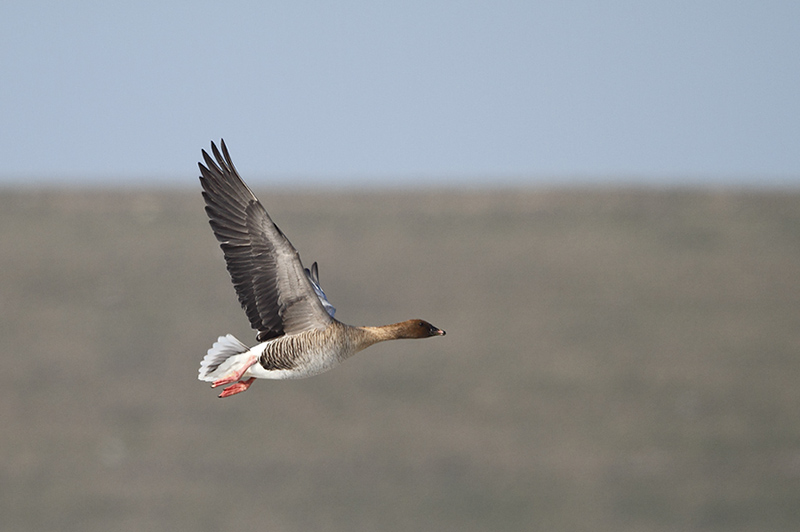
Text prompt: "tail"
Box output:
[[198, 334, 250, 382]]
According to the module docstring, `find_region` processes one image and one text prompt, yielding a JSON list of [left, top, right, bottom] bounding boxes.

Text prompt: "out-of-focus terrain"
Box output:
[[2, 188, 799, 531]]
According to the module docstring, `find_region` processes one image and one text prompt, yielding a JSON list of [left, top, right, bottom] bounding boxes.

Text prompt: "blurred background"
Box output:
[[2, 2, 800, 531], [2, 1, 799, 187]]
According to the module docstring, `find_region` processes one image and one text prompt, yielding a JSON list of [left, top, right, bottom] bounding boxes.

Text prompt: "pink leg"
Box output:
[[211, 355, 258, 388], [218, 377, 256, 398]]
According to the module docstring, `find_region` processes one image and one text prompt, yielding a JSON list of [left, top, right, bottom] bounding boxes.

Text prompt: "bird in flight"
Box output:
[[197, 140, 445, 397]]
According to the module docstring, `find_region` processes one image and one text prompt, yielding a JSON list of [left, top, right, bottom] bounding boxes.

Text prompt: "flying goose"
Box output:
[[197, 140, 445, 397]]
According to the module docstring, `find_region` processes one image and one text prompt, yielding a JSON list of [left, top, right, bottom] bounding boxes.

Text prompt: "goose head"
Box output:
[[396, 319, 446, 339]]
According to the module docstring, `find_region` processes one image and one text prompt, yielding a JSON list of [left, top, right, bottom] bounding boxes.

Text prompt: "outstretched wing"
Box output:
[[199, 140, 333, 341]]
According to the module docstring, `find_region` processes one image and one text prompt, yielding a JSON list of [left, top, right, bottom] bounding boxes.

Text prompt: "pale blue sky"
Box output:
[[2, 1, 799, 187]]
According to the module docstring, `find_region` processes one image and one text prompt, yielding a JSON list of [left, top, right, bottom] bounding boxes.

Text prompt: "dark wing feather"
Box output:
[[199, 140, 332, 341]]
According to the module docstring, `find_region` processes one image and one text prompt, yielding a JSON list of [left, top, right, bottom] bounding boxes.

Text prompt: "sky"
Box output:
[[1, 1, 799, 188]]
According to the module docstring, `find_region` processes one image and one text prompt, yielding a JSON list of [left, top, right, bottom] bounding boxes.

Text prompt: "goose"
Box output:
[[197, 140, 445, 398]]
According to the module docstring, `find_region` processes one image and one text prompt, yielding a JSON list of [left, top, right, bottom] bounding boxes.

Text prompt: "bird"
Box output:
[[197, 140, 445, 398]]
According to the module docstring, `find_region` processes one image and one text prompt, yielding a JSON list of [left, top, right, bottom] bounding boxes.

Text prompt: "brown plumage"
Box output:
[[197, 140, 445, 397]]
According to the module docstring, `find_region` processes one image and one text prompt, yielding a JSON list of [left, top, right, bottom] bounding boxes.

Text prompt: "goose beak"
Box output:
[[434, 328, 446, 336]]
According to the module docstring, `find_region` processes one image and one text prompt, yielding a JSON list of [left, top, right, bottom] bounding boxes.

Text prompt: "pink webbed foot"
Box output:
[[211, 355, 258, 388], [218, 377, 256, 398]]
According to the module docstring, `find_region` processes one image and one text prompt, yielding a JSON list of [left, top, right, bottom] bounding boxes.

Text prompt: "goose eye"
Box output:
[[418, 321, 425, 328]]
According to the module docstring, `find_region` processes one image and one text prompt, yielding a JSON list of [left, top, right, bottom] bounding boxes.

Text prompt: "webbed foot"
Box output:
[[218, 377, 256, 398]]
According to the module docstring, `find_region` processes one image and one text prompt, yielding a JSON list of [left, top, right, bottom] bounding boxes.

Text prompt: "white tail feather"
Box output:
[[198, 334, 250, 381]]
